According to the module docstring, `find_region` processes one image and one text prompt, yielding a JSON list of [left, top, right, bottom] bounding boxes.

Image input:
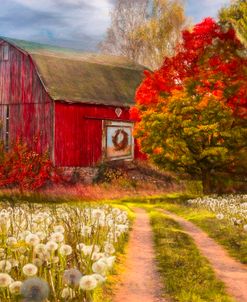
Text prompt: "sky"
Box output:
[[0, 0, 231, 51]]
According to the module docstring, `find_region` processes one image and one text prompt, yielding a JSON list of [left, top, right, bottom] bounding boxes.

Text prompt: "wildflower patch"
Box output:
[[0, 204, 130, 301]]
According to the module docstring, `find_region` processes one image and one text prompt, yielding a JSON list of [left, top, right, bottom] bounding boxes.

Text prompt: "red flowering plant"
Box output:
[[132, 18, 247, 193], [0, 139, 61, 193]]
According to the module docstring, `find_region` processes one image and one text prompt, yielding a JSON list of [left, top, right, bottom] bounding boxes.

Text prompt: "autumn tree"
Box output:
[[99, 0, 188, 69], [220, 0, 247, 46], [132, 18, 247, 193]]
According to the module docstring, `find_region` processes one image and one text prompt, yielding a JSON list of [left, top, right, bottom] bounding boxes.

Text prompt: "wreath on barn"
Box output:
[[112, 129, 129, 151]]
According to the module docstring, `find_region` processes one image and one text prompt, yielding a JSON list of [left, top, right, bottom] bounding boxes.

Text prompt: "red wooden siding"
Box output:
[[55, 102, 135, 167], [0, 42, 53, 154]]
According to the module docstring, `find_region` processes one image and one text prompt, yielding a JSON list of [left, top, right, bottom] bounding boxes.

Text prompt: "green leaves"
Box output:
[[135, 89, 247, 185], [220, 0, 247, 47]]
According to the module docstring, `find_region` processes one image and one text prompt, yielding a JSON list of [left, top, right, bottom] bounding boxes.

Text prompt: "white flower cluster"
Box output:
[[188, 194, 247, 230], [0, 204, 129, 301]]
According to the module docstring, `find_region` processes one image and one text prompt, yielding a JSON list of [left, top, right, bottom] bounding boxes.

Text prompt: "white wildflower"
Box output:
[[92, 259, 108, 275], [50, 232, 64, 243], [54, 225, 65, 233], [59, 244, 73, 256], [91, 273, 106, 285], [6, 237, 17, 246], [0, 260, 12, 273], [34, 243, 46, 254], [79, 275, 97, 291], [25, 234, 40, 246], [0, 273, 12, 287], [104, 243, 115, 255], [46, 241, 58, 252], [23, 263, 38, 276], [9, 281, 22, 294]]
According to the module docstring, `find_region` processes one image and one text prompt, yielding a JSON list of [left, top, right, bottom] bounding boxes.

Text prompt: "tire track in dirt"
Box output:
[[161, 209, 247, 302], [113, 208, 167, 302]]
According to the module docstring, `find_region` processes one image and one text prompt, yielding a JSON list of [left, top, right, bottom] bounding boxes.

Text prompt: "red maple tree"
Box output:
[[133, 18, 247, 119]]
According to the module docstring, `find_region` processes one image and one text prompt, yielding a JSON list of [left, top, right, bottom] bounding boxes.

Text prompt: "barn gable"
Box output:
[[0, 38, 53, 155], [0, 37, 145, 107]]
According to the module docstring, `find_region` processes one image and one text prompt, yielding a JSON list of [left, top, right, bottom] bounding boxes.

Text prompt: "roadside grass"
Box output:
[[150, 210, 235, 302], [0, 190, 79, 205], [95, 204, 135, 302]]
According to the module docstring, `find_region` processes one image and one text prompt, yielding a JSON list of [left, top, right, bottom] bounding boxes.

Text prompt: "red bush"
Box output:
[[0, 140, 61, 192]]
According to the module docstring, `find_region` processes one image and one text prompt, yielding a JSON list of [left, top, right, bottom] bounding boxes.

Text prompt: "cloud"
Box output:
[[0, 0, 115, 50], [12, 0, 114, 19], [0, 0, 232, 51]]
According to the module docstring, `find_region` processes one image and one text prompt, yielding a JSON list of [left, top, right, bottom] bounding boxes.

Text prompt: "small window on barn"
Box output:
[[1, 45, 9, 61]]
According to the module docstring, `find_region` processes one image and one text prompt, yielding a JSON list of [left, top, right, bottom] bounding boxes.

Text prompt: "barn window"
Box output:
[[0, 45, 9, 61], [5, 105, 9, 151]]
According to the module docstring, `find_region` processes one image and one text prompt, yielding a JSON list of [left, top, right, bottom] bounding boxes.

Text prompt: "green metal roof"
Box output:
[[0, 37, 145, 107]]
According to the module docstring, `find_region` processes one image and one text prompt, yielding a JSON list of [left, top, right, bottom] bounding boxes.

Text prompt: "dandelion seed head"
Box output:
[[6, 236, 17, 246], [34, 244, 46, 254], [50, 232, 64, 243], [92, 259, 107, 275], [25, 234, 40, 246], [91, 273, 106, 284], [63, 269, 82, 286], [104, 243, 115, 255], [0, 260, 12, 273], [59, 244, 73, 256], [9, 281, 22, 294], [20, 277, 49, 302], [0, 273, 12, 287], [45, 241, 58, 252], [23, 264, 38, 277], [79, 275, 97, 291], [53, 225, 65, 233]]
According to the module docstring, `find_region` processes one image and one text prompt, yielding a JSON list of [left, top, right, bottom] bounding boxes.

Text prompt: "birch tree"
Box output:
[[99, 0, 188, 70]]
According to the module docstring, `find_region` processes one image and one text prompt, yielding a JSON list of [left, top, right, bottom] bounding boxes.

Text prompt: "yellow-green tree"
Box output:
[[137, 0, 188, 70], [220, 0, 247, 46]]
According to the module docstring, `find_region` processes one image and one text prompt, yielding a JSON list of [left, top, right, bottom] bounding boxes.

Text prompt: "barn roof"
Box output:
[[0, 37, 145, 107]]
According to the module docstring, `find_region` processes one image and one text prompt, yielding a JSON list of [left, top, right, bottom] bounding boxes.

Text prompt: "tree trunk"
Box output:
[[202, 170, 212, 195]]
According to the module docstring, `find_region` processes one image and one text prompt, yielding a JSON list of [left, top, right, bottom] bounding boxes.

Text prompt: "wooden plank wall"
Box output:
[[55, 102, 135, 167], [0, 42, 53, 154]]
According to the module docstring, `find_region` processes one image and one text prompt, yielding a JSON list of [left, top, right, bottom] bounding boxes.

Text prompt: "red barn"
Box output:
[[0, 37, 145, 167]]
